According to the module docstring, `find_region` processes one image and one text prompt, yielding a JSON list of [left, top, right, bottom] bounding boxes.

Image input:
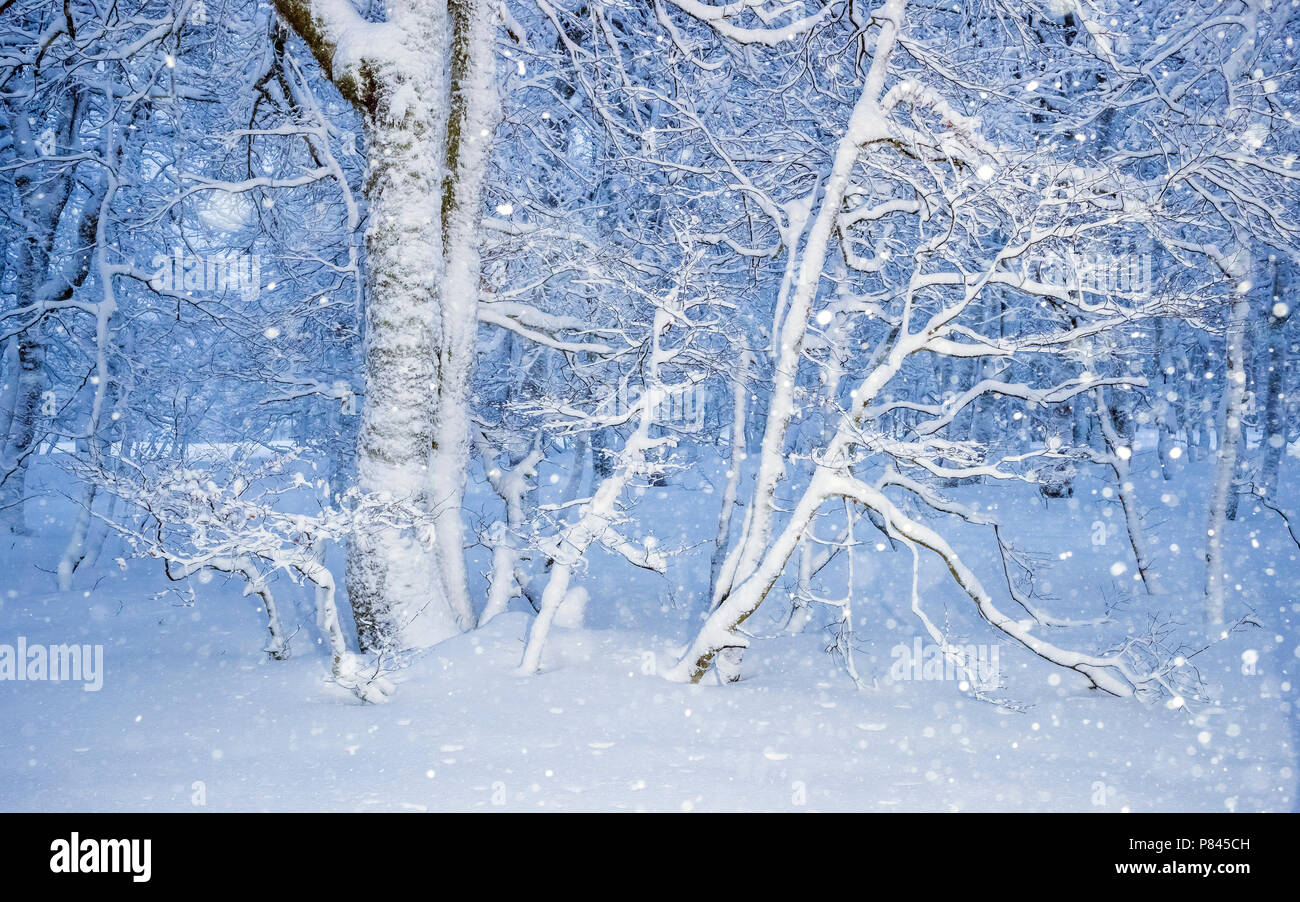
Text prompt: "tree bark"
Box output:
[[1205, 289, 1251, 627]]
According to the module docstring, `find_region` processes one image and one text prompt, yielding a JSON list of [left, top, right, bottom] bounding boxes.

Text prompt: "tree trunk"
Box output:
[[1205, 290, 1251, 627], [1259, 259, 1291, 497], [340, 3, 456, 652], [0, 88, 82, 533], [428, 0, 499, 630], [709, 351, 750, 604]]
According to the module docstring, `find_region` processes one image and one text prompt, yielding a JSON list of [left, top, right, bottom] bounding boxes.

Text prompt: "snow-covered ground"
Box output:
[[1, 451, 1296, 812]]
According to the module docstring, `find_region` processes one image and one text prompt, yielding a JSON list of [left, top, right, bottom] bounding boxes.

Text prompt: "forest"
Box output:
[[0, 0, 1296, 812]]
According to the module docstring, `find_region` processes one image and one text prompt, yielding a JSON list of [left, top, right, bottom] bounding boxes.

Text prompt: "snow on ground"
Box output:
[[0, 451, 1296, 812]]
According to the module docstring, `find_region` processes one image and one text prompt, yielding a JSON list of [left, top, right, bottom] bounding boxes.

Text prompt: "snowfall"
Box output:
[[2, 443, 1296, 813]]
